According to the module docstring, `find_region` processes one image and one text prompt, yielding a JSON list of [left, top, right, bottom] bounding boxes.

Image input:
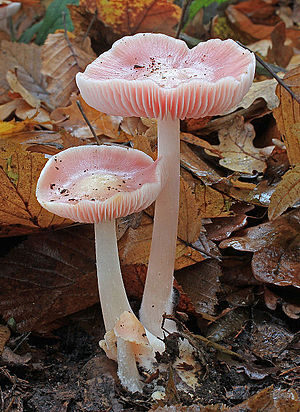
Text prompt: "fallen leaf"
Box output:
[[251, 310, 295, 359], [225, 4, 274, 41], [180, 142, 223, 186], [6, 69, 41, 108], [220, 209, 300, 288], [0, 224, 97, 332], [178, 177, 202, 243], [205, 204, 253, 242], [228, 78, 280, 113], [0, 325, 10, 354], [175, 260, 221, 319], [0, 141, 71, 237], [118, 213, 205, 271], [268, 164, 300, 220], [273, 66, 300, 166], [41, 33, 96, 109], [81, 0, 181, 36], [266, 21, 294, 68], [206, 116, 274, 174], [0, 40, 48, 106], [230, 386, 299, 412], [51, 95, 129, 141]]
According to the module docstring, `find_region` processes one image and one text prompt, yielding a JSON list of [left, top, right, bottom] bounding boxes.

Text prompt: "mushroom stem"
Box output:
[[94, 219, 132, 331], [140, 115, 180, 337]]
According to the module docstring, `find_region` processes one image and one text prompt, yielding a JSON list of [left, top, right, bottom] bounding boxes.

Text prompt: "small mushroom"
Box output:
[[0, 1, 21, 19], [36, 144, 166, 392], [76, 33, 256, 338]]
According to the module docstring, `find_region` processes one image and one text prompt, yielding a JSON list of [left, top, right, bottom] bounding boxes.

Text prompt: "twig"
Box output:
[[12, 332, 31, 353], [175, 0, 193, 39], [62, 11, 79, 68], [236, 41, 300, 104], [82, 9, 98, 44], [76, 100, 101, 145]]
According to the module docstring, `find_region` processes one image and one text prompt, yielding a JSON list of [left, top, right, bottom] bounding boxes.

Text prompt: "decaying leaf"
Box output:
[[0, 325, 10, 355], [80, 0, 181, 36], [228, 78, 280, 113], [268, 164, 300, 220], [0, 225, 97, 332], [175, 260, 221, 319], [0, 141, 71, 237], [220, 209, 300, 288], [206, 116, 274, 174], [118, 213, 205, 272], [51, 95, 129, 141], [273, 66, 300, 166], [6, 69, 41, 108], [178, 177, 202, 244], [0, 40, 48, 105], [41, 33, 96, 109]]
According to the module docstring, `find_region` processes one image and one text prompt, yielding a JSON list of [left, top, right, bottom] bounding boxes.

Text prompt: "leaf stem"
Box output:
[[76, 100, 101, 145]]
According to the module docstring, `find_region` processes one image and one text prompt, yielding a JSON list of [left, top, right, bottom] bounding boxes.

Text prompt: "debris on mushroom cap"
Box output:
[[0, 1, 21, 19], [36, 145, 166, 223], [100, 311, 155, 371], [76, 33, 255, 120]]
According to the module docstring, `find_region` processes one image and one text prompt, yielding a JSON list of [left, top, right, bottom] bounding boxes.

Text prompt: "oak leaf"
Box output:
[[206, 116, 274, 174], [273, 66, 300, 166], [80, 0, 181, 36], [41, 33, 96, 109], [268, 165, 300, 220], [0, 141, 71, 237]]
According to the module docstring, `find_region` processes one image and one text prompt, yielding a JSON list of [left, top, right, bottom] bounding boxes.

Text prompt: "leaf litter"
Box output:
[[0, 0, 299, 410]]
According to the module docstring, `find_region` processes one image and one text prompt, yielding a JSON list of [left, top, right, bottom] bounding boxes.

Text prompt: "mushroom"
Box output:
[[0, 1, 21, 19], [36, 144, 166, 392], [76, 33, 256, 337]]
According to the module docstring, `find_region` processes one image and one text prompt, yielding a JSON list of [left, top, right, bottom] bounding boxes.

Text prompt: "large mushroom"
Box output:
[[36, 144, 166, 392], [76, 33, 256, 338]]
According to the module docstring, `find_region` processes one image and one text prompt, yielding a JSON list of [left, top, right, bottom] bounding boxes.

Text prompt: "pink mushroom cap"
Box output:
[[76, 33, 255, 120], [36, 145, 165, 223]]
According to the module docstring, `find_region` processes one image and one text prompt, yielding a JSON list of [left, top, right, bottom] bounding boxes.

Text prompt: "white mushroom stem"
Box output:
[[140, 115, 180, 338], [95, 219, 164, 392], [94, 219, 132, 331]]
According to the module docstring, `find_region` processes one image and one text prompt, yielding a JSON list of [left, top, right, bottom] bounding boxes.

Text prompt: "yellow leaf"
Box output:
[[0, 120, 28, 137], [268, 165, 300, 220], [0, 141, 71, 237], [80, 0, 181, 36], [273, 66, 300, 166]]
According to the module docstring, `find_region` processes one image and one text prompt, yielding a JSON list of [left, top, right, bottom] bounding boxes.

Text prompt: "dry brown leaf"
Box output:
[[273, 67, 300, 167], [266, 21, 294, 68], [180, 142, 223, 186], [268, 165, 300, 220], [0, 40, 48, 106], [41, 34, 96, 109], [206, 116, 274, 174], [118, 213, 205, 271], [0, 225, 98, 333], [6, 69, 41, 108], [51, 95, 128, 142], [175, 261, 221, 319], [178, 177, 202, 243], [225, 4, 274, 41], [81, 0, 181, 36], [0, 325, 10, 355], [0, 141, 71, 237], [220, 209, 300, 288]]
